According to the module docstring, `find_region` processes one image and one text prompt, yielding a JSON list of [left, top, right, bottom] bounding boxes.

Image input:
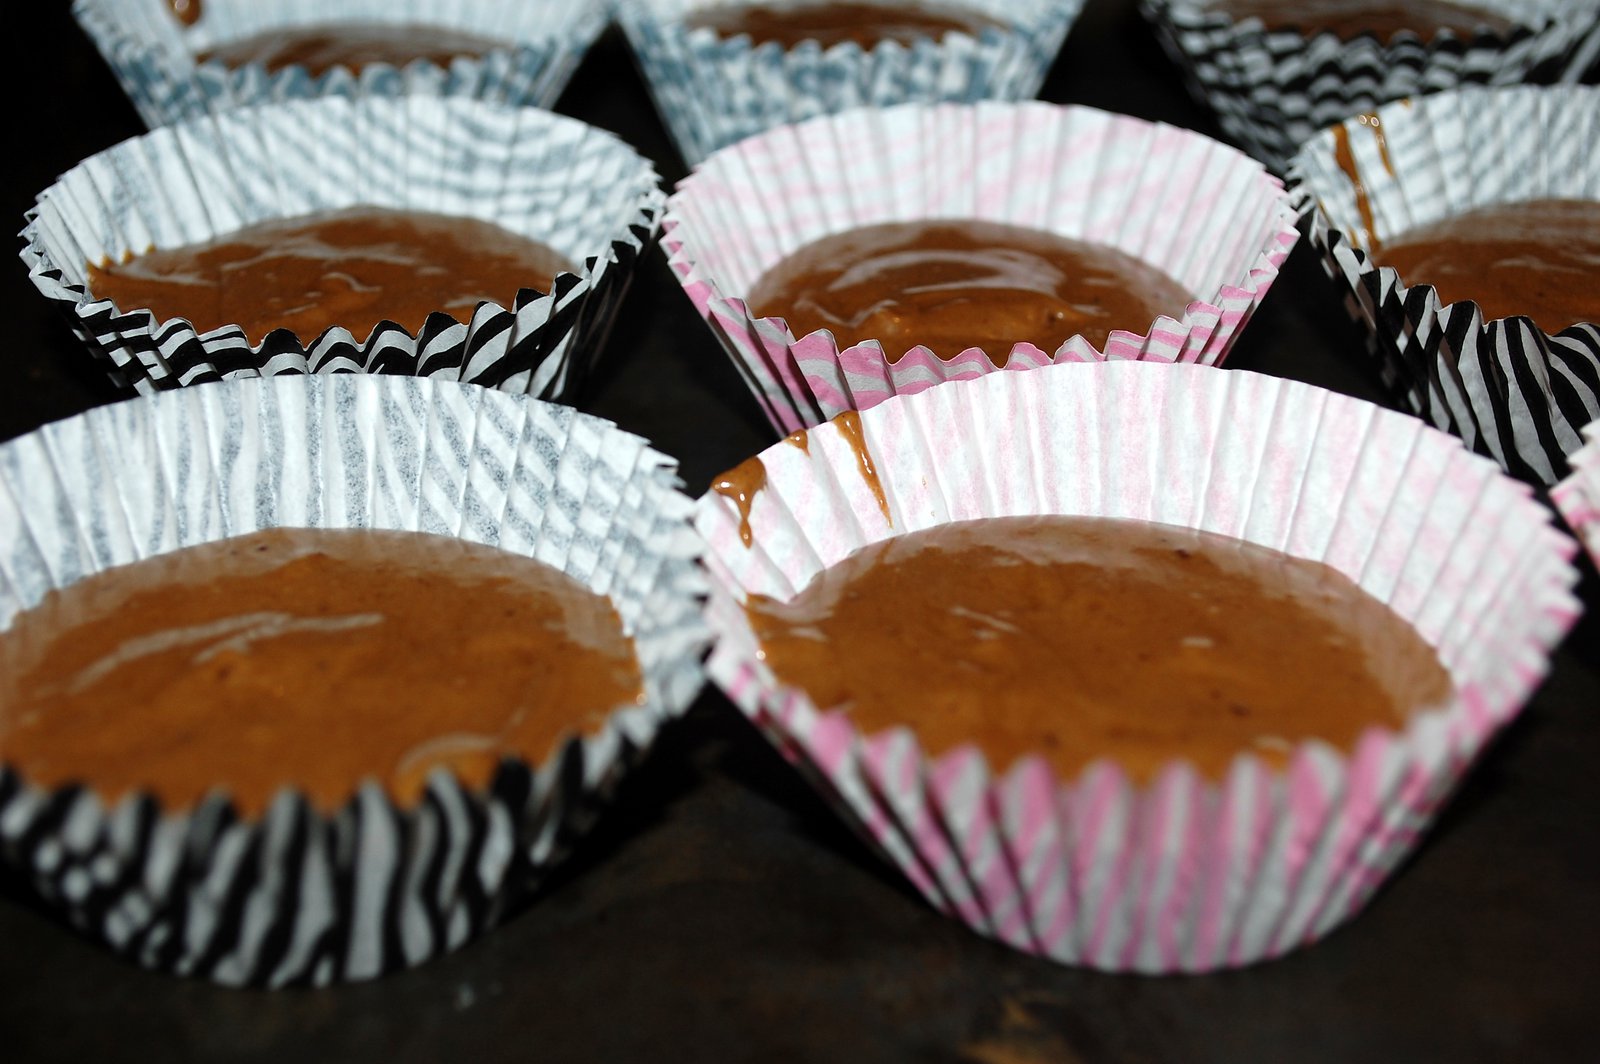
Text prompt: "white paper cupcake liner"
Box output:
[[663, 100, 1298, 433], [696, 359, 1580, 972], [73, 0, 607, 129], [1141, 0, 1592, 171], [21, 94, 664, 402], [1553, 419, 1600, 564], [616, 0, 1083, 166], [0, 374, 707, 987], [1288, 84, 1600, 486]]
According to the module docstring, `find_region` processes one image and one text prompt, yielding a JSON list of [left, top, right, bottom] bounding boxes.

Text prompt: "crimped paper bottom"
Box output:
[[1141, 0, 1591, 170], [21, 95, 663, 402], [1553, 420, 1600, 563], [664, 100, 1297, 433], [0, 375, 706, 986], [73, 0, 606, 129], [617, 0, 1083, 166], [696, 360, 1579, 972], [1289, 84, 1600, 486]]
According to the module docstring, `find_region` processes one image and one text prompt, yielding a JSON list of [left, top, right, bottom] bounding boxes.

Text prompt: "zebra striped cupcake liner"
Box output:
[[1140, 0, 1593, 172], [663, 101, 1298, 434], [1553, 420, 1600, 565], [615, 0, 1083, 166], [696, 360, 1580, 972], [1288, 84, 1600, 486], [20, 94, 664, 402], [0, 374, 708, 986], [73, 0, 607, 129]]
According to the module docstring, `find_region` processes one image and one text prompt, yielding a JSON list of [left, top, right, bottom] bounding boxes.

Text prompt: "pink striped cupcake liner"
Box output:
[[1552, 420, 1600, 564], [663, 101, 1299, 434], [696, 360, 1581, 972]]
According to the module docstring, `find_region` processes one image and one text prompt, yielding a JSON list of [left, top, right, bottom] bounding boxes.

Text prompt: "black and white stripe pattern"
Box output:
[[1289, 85, 1599, 485], [20, 95, 665, 403], [616, 0, 1084, 165], [72, 0, 607, 130], [1141, 0, 1593, 171], [0, 376, 707, 986]]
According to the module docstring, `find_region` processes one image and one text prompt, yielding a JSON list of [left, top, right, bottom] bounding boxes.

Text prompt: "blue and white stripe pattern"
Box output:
[[73, 0, 607, 129], [616, 0, 1084, 165], [1289, 85, 1599, 485], [1142, 0, 1593, 171], [21, 95, 664, 402], [0, 375, 707, 986]]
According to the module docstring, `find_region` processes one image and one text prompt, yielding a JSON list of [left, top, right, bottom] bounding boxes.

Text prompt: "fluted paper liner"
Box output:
[[696, 360, 1580, 972], [1141, 0, 1593, 171], [1553, 420, 1600, 564], [21, 95, 664, 402], [0, 375, 707, 986], [1289, 84, 1599, 486], [616, 0, 1083, 166], [664, 101, 1298, 433], [74, 0, 606, 129]]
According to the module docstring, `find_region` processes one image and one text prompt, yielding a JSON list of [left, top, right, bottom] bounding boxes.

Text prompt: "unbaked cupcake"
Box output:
[[1289, 83, 1598, 485], [696, 359, 1579, 971], [1142, 0, 1592, 170], [663, 100, 1298, 433], [73, 0, 606, 128], [21, 95, 663, 401], [616, 0, 1084, 165], [0, 374, 706, 986]]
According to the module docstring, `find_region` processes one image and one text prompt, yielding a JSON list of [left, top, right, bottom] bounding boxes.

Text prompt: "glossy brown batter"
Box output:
[[747, 515, 1452, 782], [684, 2, 1002, 48], [1374, 199, 1600, 331], [88, 206, 573, 346], [746, 220, 1192, 362], [198, 23, 503, 76], [0, 528, 643, 817], [169, 0, 201, 27], [1206, 0, 1515, 39]]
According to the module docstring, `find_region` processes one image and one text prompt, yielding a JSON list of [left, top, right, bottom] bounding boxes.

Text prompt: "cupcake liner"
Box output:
[[696, 359, 1580, 972], [20, 94, 664, 403], [663, 100, 1298, 433], [616, 0, 1083, 166], [73, 0, 607, 129], [0, 374, 707, 986], [1552, 420, 1600, 564], [1141, 0, 1593, 171], [1288, 84, 1600, 486]]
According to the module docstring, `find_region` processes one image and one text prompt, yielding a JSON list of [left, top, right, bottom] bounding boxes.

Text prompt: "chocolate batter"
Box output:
[[169, 0, 201, 27], [0, 528, 643, 816], [88, 206, 573, 346], [1375, 199, 1600, 331], [198, 23, 504, 76], [684, 2, 1003, 49], [1206, 0, 1516, 39], [747, 515, 1452, 782], [746, 220, 1192, 362]]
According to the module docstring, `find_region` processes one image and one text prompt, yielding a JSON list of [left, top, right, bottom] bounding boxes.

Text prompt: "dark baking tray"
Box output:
[[3, 2, 1596, 1060]]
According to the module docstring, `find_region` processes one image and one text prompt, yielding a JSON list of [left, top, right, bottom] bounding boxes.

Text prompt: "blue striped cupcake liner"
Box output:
[[1288, 84, 1599, 486], [20, 95, 664, 402], [1142, 0, 1594, 172], [616, 0, 1084, 166], [0, 374, 708, 986], [73, 0, 607, 129]]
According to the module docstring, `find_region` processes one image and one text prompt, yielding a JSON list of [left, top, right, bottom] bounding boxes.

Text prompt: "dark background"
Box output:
[[3, 1, 1597, 1060]]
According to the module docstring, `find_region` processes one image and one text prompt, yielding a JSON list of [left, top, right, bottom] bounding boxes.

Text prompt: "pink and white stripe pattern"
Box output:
[[664, 102, 1299, 434], [695, 360, 1581, 972], [1553, 420, 1600, 564]]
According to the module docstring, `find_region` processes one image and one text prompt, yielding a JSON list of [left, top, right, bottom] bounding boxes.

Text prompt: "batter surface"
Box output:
[[1373, 199, 1600, 332], [746, 219, 1192, 362], [1205, 0, 1515, 39], [684, 2, 1002, 48], [747, 515, 1452, 782], [0, 528, 643, 816], [89, 206, 573, 346], [198, 23, 504, 75]]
